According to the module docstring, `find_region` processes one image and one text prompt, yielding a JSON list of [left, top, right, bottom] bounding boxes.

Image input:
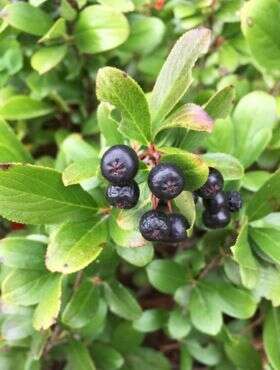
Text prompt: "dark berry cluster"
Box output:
[[139, 163, 189, 243], [195, 167, 243, 229], [101, 145, 140, 209]]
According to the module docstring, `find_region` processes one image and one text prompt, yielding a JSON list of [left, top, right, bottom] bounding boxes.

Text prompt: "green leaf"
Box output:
[[62, 134, 98, 163], [31, 45, 67, 75], [112, 322, 144, 354], [39, 18, 67, 43], [0, 96, 53, 120], [250, 228, 280, 264], [66, 340, 96, 370], [225, 337, 262, 370], [33, 273, 62, 330], [62, 158, 99, 186], [242, 170, 272, 192], [233, 91, 277, 168], [250, 213, 280, 231], [189, 283, 222, 335], [122, 15, 165, 54], [74, 5, 129, 54], [0, 164, 97, 225], [2, 269, 50, 306], [96, 67, 151, 144], [174, 191, 196, 236], [2, 313, 33, 341], [104, 281, 142, 321], [180, 343, 193, 370], [0, 237, 46, 270], [168, 309, 191, 340], [156, 104, 213, 136], [133, 309, 167, 333], [247, 169, 280, 221], [150, 28, 211, 128], [46, 218, 107, 274], [241, 0, 280, 71], [232, 222, 260, 289], [264, 307, 280, 370], [91, 343, 124, 370], [62, 281, 99, 329], [3, 3, 53, 36], [205, 117, 234, 154], [146, 260, 186, 294], [204, 85, 235, 120], [97, 103, 124, 146], [125, 348, 171, 370], [0, 118, 32, 163], [185, 339, 221, 366], [97, 0, 134, 12], [116, 244, 154, 267], [253, 266, 280, 307], [160, 147, 209, 191], [203, 152, 244, 180]]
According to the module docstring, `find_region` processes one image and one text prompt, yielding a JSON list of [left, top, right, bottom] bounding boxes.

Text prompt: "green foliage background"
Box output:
[[0, 0, 279, 369]]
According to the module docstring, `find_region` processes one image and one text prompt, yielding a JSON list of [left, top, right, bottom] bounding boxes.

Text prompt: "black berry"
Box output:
[[203, 191, 227, 213], [139, 210, 170, 241], [226, 191, 243, 212], [168, 213, 188, 242], [196, 167, 224, 199], [148, 164, 185, 200], [202, 208, 231, 229], [101, 145, 138, 184], [106, 181, 139, 209]]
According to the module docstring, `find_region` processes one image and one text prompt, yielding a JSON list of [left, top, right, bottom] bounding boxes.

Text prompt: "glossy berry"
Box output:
[[101, 145, 138, 184], [203, 191, 227, 213], [139, 210, 170, 241], [168, 213, 189, 242], [196, 167, 224, 199], [106, 181, 139, 209], [202, 208, 231, 229], [226, 191, 243, 212], [148, 164, 185, 200]]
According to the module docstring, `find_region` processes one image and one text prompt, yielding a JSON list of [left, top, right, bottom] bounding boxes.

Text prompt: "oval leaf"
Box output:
[[203, 152, 244, 180], [31, 45, 67, 75]]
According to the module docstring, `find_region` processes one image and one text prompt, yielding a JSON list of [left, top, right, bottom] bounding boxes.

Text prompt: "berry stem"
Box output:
[[167, 200, 173, 213]]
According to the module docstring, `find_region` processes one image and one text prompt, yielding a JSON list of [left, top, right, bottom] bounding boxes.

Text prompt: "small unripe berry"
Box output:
[[168, 213, 188, 242], [203, 191, 227, 213], [106, 181, 139, 209], [148, 164, 185, 200], [101, 145, 138, 184], [196, 167, 224, 199], [139, 210, 170, 241], [202, 208, 231, 229], [226, 191, 243, 212]]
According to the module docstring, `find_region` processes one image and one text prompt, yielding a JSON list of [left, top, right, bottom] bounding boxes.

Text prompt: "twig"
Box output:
[[198, 254, 222, 280], [73, 271, 83, 290]]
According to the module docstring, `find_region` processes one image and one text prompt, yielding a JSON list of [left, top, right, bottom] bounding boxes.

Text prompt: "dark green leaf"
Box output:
[[204, 85, 235, 119], [66, 340, 96, 370], [263, 307, 280, 370]]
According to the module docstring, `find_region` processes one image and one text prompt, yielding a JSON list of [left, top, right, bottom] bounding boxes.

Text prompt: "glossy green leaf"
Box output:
[[174, 191, 196, 236], [104, 281, 142, 321], [0, 118, 32, 163], [62, 158, 99, 186], [97, 103, 123, 146], [3, 3, 53, 36], [39, 18, 66, 43], [150, 28, 211, 128], [250, 213, 280, 231], [67, 340, 96, 370], [91, 343, 124, 370], [31, 45, 67, 75], [250, 228, 280, 264], [116, 244, 154, 267], [225, 337, 262, 370], [0, 164, 97, 225], [112, 322, 144, 354], [247, 169, 280, 221], [168, 309, 191, 340], [97, 0, 134, 12], [125, 348, 171, 370], [205, 117, 234, 154], [185, 339, 221, 366], [156, 103, 213, 136], [264, 307, 280, 370], [241, 0, 280, 71], [133, 309, 167, 333], [204, 85, 235, 119], [62, 134, 98, 163], [96, 67, 151, 144], [253, 266, 280, 307], [242, 170, 272, 192], [46, 218, 107, 274], [203, 152, 244, 180], [0, 96, 53, 120], [160, 147, 209, 191], [146, 260, 186, 294], [33, 273, 62, 330], [74, 5, 129, 53]]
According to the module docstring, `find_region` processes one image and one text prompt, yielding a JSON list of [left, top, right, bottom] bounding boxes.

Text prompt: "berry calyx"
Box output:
[[202, 208, 231, 229], [139, 210, 170, 241], [168, 213, 188, 242], [196, 167, 224, 199], [226, 191, 243, 212], [101, 145, 138, 184], [203, 191, 227, 213], [148, 163, 185, 200], [106, 181, 139, 209]]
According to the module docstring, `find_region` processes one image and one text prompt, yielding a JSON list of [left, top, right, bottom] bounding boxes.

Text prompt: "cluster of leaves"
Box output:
[[0, 1, 279, 370]]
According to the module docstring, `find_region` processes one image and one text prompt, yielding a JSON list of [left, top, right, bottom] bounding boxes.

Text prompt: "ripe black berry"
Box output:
[[168, 214, 188, 242], [203, 191, 227, 213], [106, 181, 139, 209], [202, 208, 231, 229], [196, 167, 224, 199], [226, 191, 243, 212], [139, 210, 170, 241], [101, 145, 138, 184], [148, 164, 185, 200]]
